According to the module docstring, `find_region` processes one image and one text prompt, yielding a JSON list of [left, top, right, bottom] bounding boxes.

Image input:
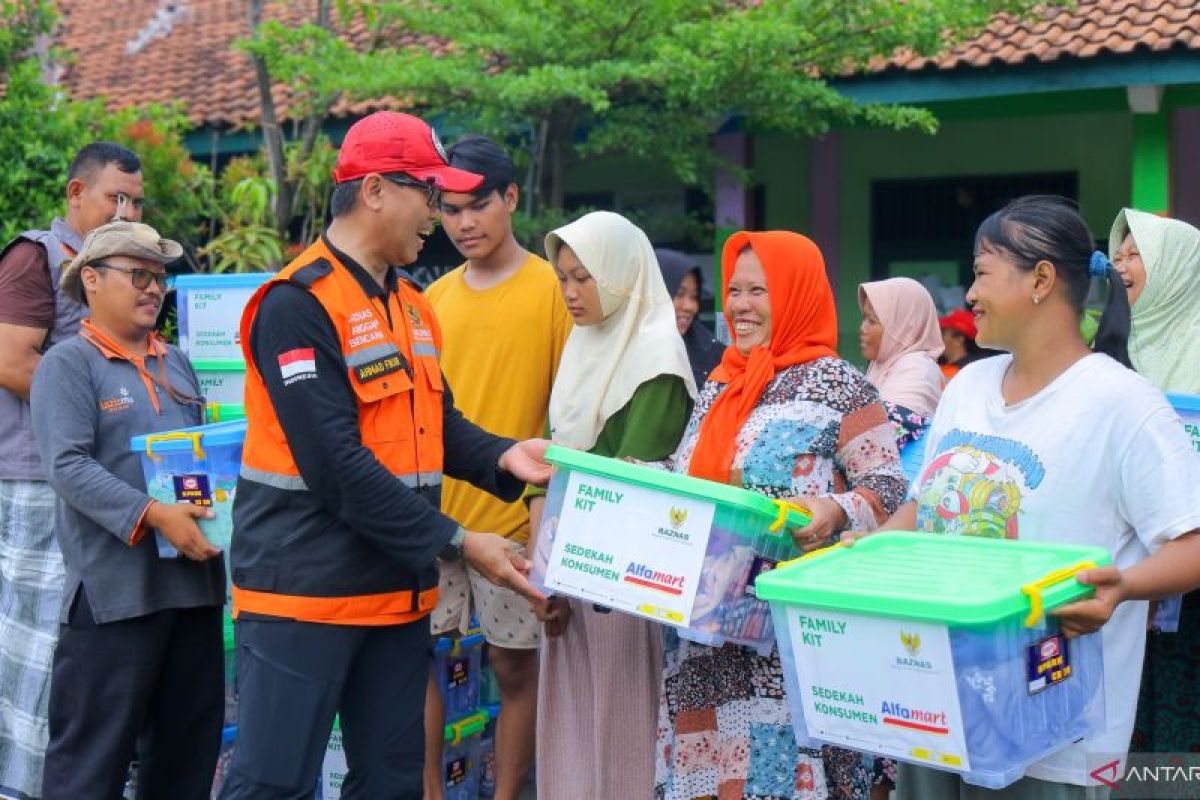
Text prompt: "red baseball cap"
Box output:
[[939, 308, 977, 340], [332, 111, 483, 192]]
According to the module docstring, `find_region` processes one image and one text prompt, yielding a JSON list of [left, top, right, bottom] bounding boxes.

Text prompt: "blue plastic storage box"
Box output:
[[129, 420, 246, 602], [442, 710, 488, 800], [434, 633, 485, 722]]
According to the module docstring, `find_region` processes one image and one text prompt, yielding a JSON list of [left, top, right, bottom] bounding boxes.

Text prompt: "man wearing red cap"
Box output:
[[938, 307, 996, 379], [219, 112, 549, 799]]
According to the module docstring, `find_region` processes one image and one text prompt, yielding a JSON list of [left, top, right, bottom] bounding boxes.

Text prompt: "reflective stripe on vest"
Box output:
[[232, 585, 439, 626], [345, 342, 403, 369], [240, 464, 443, 491]]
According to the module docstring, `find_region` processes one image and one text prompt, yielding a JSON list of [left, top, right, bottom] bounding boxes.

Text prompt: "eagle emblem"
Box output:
[[668, 507, 688, 527], [900, 631, 921, 656]]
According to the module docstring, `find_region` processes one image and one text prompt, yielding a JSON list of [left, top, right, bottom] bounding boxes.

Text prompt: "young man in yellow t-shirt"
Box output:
[[423, 135, 571, 800]]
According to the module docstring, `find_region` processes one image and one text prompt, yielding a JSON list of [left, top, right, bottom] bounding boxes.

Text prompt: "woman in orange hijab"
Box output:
[[656, 232, 906, 800]]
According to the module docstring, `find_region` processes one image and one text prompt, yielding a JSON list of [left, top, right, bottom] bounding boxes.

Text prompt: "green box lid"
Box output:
[[755, 531, 1112, 627], [192, 358, 246, 372], [444, 709, 489, 744], [206, 403, 245, 423], [544, 445, 811, 531]]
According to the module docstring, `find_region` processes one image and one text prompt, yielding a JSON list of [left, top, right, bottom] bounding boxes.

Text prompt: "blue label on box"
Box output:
[[1026, 633, 1071, 694], [173, 474, 213, 507]]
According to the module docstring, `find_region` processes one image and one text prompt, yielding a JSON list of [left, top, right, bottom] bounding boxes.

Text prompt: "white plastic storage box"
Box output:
[[175, 272, 272, 360], [193, 359, 246, 406], [129, 420, 246, 603], [756, 532, 1109, 789], [321, 719, 347, 799], [1166, 393, 1200, 454], [531, 445, 809, 653], [1150, 393, 1200, 632]]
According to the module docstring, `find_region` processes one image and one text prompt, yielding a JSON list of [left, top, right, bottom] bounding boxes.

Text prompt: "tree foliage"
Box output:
[[247, 0, 1038, 232], [0, 1, 211, 253]]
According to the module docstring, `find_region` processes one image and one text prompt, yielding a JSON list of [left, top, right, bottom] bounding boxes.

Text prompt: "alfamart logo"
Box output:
[[623, 563, 686, 596]]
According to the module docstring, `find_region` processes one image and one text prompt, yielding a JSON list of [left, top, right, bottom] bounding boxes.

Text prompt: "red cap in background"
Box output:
[[333, 111, 483, 192], [939, 308, 977, 340]]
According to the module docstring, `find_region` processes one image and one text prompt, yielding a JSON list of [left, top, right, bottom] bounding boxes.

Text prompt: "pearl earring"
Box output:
[[1032, 295, 1040, 305]]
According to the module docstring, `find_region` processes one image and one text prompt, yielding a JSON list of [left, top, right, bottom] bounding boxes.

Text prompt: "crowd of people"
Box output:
[[1, 109, 1200, 800]]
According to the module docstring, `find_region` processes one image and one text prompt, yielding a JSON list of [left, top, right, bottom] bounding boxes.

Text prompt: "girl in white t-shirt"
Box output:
[[856, 195, 1200, 800]]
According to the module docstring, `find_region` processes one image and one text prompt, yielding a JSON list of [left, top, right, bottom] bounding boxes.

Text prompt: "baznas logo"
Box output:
[[669, 507, 688, 528], [901, 631, 921, 656]]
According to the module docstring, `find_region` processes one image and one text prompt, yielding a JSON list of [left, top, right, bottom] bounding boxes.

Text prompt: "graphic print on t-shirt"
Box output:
[[914, 429, 1046, 539]]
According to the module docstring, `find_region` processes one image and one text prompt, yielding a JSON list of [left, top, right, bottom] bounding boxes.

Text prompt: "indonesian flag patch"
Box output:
[[278, 347, 317, 385]]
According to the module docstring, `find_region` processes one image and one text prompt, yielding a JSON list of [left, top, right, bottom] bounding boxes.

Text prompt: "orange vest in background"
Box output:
[[233, 237, 444, 625]]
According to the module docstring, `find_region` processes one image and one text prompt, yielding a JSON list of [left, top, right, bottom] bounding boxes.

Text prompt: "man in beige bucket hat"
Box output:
[[59, 219, 182, 307], [32, 219, 225, 799]]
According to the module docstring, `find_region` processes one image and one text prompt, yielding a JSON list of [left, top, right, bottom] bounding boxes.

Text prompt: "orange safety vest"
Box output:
[[232, 238, 443, 625]]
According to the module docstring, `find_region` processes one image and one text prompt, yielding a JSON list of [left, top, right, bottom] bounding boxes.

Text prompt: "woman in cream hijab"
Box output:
[[530, 211, 695, 800], [1110, 208, 1200, 393], [1110, 208, 1200, 755]]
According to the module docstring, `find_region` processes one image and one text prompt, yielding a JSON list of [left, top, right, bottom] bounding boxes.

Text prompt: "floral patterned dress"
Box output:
[[655, 357, 907, 800]]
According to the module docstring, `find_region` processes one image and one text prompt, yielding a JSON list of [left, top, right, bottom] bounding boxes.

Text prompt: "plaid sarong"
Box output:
[[0, 480, 63, 800]]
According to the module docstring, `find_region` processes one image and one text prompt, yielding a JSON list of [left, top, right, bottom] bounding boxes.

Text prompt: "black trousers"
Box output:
[[218, 615, 431, 800], [41, 590, 224, 800]]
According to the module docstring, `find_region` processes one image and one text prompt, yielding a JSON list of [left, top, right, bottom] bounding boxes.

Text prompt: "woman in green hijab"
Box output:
[[1109, 207, 1200, 753]]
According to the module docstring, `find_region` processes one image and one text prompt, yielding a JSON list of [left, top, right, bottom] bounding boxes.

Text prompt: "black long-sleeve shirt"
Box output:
[[245, 243, 521, 572]]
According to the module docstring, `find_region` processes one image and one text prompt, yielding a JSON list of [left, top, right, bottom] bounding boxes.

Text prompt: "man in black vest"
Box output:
[[0, 141, 144, 800]]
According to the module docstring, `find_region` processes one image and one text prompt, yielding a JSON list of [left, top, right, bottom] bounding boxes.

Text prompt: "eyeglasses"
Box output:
[[383, 175, 441, 208], [91, 260, 168, 291]]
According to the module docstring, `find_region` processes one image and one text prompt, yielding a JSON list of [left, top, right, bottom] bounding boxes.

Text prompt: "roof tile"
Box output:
[[885, 0, 1199, 75], [53, 0, 1200, 126]]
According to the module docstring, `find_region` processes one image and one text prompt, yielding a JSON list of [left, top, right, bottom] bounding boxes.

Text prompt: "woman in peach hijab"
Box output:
[[858, 277, 944, 417]]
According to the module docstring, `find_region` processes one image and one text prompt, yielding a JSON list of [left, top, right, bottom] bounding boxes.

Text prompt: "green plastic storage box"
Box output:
[[193, 358, 246, 406], [756, 532, 1110, 789], [531, 445, 810, 653]]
